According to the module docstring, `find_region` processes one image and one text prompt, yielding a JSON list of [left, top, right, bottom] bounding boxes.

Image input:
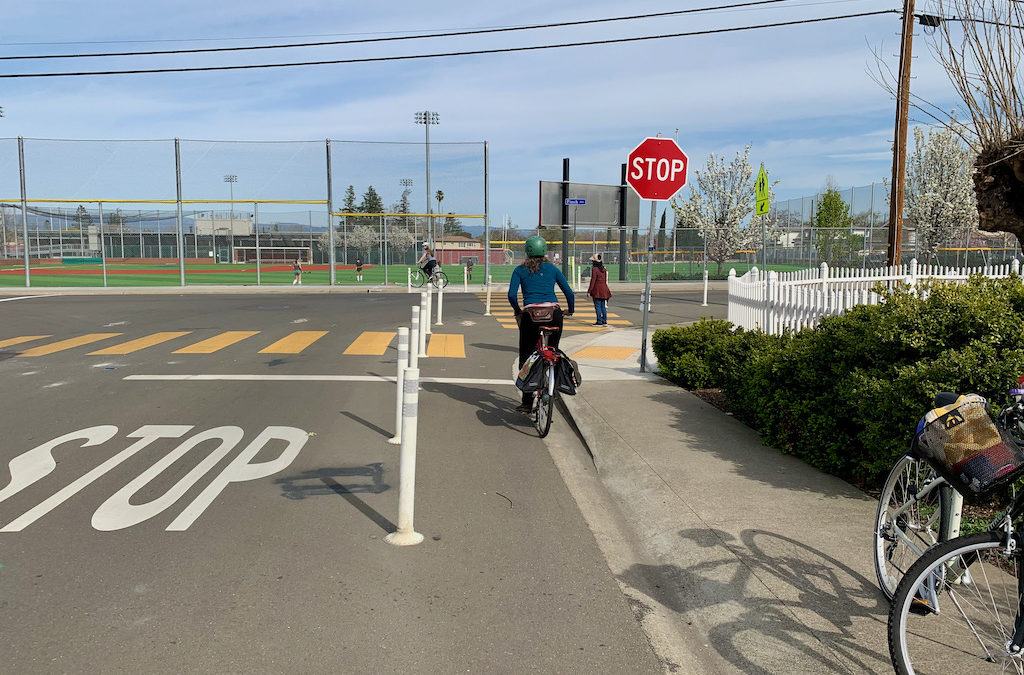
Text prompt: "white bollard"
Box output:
[[407, 268, 412, 293], [387, 327, 409, 445], [424, 285, 433, 336], [702, 270, 709, 307], [576, 266, 582, 292], [409, 307, 419, 368], [484, 274, 493, 316], [463, 266, 468, 293], [435, 284, 444, 326], [418, 292, 429, 358], [384, 366, 424, 547]]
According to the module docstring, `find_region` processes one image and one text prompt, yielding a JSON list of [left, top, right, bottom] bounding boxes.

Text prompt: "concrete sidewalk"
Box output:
[[557, 326, 892, 673]]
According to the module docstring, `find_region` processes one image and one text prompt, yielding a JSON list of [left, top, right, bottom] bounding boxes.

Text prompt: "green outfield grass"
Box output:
[[0, 260, 812, 288]]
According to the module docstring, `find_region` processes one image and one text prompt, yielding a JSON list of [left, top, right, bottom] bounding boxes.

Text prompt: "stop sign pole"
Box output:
[[626, 137, 688, 373]]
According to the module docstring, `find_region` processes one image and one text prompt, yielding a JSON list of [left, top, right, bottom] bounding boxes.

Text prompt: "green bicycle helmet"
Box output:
[[524, 235, 547, 257]]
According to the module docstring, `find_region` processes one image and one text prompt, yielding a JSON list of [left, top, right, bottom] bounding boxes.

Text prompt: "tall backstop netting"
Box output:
[[0, 137, 488, 287]]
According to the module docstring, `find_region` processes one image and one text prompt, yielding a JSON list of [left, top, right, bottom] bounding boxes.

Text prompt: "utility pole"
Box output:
[[887, 0, 916, 267]]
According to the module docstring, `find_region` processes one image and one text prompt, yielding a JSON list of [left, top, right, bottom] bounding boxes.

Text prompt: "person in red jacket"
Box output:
[[586, 253, 612, 326]]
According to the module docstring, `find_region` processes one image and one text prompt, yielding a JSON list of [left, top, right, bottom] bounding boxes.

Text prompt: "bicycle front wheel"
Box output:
[[411, 270, 427, 288], [888, 530, 1023, 675], [874, 455, 950, 600]]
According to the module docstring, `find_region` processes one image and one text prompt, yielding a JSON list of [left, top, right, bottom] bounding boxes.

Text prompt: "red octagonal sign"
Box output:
[[626, 137, 689, 201]]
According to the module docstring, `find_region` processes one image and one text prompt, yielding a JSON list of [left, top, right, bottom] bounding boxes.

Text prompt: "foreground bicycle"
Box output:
[[887, 393, 1024, 674], [874, 387, 1024, 600], [411, 266, 448, 289], [531, 327, 560, 438]]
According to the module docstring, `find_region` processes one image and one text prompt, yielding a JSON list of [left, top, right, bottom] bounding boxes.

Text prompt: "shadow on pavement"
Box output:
[[341, 410, 391, 438], [274, 465, 394, 533], [648, 387, 873, 500], [469, 342, 518, 353], [617, 528, 888, 674], [421, 382, 536, 436]]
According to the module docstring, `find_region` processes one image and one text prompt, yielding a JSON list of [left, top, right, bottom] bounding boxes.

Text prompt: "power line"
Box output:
[[1, 0, 800, 61], [0, 10, 900, 79]]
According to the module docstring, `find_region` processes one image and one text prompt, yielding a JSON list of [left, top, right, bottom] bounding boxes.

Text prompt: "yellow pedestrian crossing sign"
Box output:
[[755, 165, 771, 216]]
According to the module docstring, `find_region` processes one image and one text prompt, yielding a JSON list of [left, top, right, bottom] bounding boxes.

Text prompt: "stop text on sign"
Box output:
[[629, 157, 686, 183], [0, 425, 309, 532]]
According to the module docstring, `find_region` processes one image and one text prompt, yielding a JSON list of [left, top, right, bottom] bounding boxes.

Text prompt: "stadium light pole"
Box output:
[[400, 177, 414, 249], [224, 174, 237, 263], [414, 112, 439, 246]]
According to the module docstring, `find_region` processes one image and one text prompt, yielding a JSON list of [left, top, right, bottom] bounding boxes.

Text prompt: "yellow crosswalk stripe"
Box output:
[[426, 334, 466, 358], [174, 331, 260, 354], [0, 335, 51, 349], [89, 331, 193, 355], [572, 346, 638, 360], [18, 333, 122, 357], [259, 331, 329, 354], [343, 331, 396, 356]]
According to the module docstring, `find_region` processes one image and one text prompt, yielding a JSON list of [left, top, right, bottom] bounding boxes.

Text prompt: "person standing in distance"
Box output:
[[586, 253, 611, 325], [292, 259, 303, 285], [355, 257, 363, 282], [508, 235, 574, 413]]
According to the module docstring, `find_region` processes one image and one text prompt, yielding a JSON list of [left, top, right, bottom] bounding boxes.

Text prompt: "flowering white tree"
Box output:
[[671, 146, 779, 275], [386, 224, 415, 262], [904, 124, 977, 256], [348, 224, 379, 261]]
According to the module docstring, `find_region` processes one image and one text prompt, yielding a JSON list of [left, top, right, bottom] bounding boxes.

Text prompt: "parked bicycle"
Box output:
[[883, 392, 1024, 673], [874, 386, 1024, 601], [411, 266, 448, 289]]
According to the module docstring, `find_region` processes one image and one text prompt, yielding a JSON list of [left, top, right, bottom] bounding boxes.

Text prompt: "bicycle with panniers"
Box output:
[[874, 380, 1024, 601], [884, 388, 1024, 674], [515, 325, 581, 437]]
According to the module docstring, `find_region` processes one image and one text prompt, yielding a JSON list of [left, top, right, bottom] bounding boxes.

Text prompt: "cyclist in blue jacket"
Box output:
[[508, 235, 574, 413]]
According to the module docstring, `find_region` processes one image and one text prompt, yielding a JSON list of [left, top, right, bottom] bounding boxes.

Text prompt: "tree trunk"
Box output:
[[975, 144, 1024, 247]]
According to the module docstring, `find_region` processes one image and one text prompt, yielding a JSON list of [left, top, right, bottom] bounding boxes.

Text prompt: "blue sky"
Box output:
[[0, 0, 961, 231]]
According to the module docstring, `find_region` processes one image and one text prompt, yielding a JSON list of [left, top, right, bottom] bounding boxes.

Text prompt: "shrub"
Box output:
[[653, 276, 1024, 486]]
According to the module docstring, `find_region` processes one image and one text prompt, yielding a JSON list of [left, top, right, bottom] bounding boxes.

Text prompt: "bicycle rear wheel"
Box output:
[[432, 271, 449, 289], [888, 530, 1023, 674], [534, 365, 554, 438], [874, 455, 951, 600]]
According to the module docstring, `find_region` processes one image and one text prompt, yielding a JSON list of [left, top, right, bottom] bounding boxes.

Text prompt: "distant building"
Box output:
[[434, 235, 508, 265]]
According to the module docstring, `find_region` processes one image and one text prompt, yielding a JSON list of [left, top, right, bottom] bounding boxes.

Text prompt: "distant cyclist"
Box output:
[[417, 243, 438, 280], [508, 235, 574, 413]]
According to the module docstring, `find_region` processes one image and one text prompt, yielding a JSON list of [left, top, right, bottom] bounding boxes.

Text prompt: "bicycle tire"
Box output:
[[888, 530, 1022, 674], [535, 365, 554, 438], [874, 455, 951, 600], [432, 271, 449, 289], [411, 270, 427, 288]]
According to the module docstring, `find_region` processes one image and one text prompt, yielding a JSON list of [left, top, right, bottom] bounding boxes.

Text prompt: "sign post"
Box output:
[[627, 137, 688, 373]]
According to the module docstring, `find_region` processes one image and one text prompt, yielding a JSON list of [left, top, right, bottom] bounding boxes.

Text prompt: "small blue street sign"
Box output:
[[564, 198, 586, 205]]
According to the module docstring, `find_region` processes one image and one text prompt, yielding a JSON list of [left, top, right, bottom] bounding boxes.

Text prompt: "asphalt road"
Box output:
[[0, 291, 694, 673]]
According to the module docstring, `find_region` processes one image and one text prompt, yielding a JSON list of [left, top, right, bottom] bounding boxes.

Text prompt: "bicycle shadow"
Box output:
[[617, 527, 889, 673]]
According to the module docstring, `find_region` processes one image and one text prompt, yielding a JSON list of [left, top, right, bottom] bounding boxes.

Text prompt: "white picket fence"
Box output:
[[727, 258, 1023, 335]]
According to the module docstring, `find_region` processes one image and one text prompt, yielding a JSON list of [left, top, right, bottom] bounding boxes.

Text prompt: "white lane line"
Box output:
[[0, 295, 54, 303], [123, 374, 515, 386]]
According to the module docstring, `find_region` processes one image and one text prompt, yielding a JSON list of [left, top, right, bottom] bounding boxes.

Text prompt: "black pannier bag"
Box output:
[[515, 351, 546, 392], [554, 349, 582, 395]]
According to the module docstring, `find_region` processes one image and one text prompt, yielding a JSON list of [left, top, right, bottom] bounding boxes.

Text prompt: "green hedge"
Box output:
[[652, 276, 1024, 485]]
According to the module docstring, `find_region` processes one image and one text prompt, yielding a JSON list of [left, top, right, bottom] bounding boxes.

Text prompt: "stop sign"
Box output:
[[626, 137, 688, 200]]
